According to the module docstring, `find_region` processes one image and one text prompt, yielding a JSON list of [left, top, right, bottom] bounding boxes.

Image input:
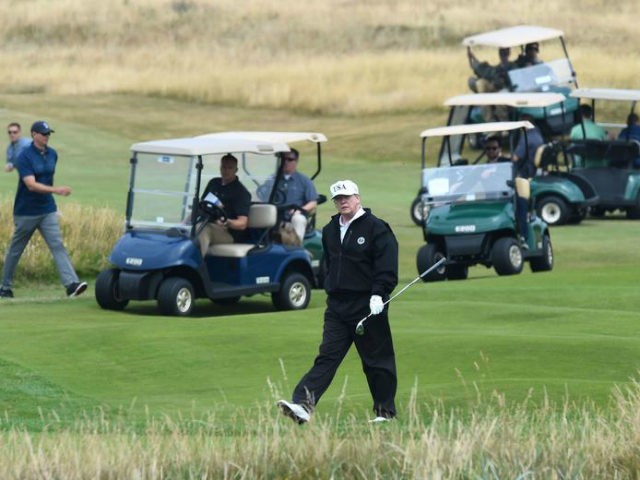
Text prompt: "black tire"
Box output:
[[95, 268, 129, 311], [157, 277, 195, 316], [491, 237, 524, 276], [446, 264, 469, 281], [416, 243, 446, 282], [625, 194, 640, 219], [537, 195, 569, 226], [272, 273, 311, 311], [212, 296, 241, 306], [530, 235, 554, 272], [410, 196, 424, 226]]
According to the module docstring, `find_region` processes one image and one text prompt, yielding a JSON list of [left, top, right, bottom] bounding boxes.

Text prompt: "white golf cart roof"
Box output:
[[421, 121, 535, 139], [131, 136, 291, 156], [198, 131, 327, 144], [569, 88, 640, 102], [463, 25, 564, 48], [445, 92, 567, 108]]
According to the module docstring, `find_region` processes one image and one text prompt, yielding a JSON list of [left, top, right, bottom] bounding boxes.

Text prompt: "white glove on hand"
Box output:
[[369, 295, 384, 315]]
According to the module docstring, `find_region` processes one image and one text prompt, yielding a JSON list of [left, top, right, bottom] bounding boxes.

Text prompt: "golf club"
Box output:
[[355, 257, 447, 336]]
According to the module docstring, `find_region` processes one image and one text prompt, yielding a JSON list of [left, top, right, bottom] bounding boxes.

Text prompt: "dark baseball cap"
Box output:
[[31, 121, 55, 135]]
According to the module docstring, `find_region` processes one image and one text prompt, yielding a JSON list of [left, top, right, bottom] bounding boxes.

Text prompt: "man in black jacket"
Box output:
[[278, 180, 399, 424]]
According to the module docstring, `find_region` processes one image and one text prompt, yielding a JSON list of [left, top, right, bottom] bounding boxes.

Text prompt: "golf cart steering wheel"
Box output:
[[275, 203, 306, 222], [198, 200, 228, 224]]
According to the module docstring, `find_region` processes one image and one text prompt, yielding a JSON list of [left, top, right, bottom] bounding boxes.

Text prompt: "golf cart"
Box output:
[[95, 132, 327, 316], [409, 92, 597, 226], [416, 121, 553, 281], [565, 88, 640, 219], [463, 25, 578, 95]]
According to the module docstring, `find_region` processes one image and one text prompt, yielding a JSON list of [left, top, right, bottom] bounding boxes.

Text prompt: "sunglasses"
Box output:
[[7, 130, 19, 134], [39, 132, 51, 136], [485, 146, 499, 151], [284, 157, 297, 162]]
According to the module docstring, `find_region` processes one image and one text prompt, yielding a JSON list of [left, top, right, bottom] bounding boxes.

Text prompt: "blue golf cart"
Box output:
[[95, 132, 327, 316]]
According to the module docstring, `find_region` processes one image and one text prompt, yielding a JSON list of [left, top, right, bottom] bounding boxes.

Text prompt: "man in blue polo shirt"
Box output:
[[0, 121, 87, 299], [259, 148, 318, 243]]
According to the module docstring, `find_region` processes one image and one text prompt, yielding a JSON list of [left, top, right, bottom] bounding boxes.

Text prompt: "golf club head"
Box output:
[[355, 321, 365, 336]]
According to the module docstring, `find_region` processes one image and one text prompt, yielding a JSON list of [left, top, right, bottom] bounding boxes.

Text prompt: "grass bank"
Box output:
[[3, 383, 640, 478]]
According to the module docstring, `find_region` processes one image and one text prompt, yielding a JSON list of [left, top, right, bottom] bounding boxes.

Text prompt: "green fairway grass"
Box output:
[[1, 94, 639, 433]]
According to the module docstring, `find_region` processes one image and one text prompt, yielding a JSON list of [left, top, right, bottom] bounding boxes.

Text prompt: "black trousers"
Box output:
[[292, 293, 397, 418]]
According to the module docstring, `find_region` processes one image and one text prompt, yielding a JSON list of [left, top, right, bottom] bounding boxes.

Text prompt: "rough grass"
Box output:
[[0, 200, 121, 282], [0, 0, 638, 114]]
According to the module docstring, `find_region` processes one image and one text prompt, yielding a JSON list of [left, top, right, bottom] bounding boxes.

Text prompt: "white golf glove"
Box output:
[[369, 295, 384, 315]]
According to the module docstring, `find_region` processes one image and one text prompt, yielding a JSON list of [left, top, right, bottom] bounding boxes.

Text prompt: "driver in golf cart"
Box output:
[[196, 153, 252, 257]]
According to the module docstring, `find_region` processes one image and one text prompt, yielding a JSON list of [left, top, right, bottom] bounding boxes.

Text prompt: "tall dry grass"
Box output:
[[0, 199, 122, 283], [0, 0, 637, 115], [2, 380, 640, 478]]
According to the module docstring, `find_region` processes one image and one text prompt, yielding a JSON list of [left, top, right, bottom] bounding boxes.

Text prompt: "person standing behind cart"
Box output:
[[196, 154, 251, 257], [278, 180, 399, 424], [0, 121, 87, 299], [5, 122, 30, 173]]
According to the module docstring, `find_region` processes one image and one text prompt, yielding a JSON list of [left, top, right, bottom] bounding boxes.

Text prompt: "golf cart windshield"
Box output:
[[421, 163, 514, 205], [129, 151, 280, 230], [508, 58, 574, 93]]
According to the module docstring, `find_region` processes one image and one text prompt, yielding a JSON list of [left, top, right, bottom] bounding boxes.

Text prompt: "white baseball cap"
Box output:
[[330, 180, 359, 199]]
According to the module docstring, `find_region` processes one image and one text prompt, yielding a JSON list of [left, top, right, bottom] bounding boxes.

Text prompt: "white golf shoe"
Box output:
[[277, 400, 311, 424], [369, 416, 391, 423]]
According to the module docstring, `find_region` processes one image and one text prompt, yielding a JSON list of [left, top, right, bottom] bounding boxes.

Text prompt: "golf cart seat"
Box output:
[[534, 142, 563, 171], [567, 139, 640, 169], [208, 203, 277, 258]]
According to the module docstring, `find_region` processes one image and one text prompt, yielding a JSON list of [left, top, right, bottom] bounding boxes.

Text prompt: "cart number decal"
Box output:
[[455, 225, 476, 233], [125, 257, 143, 266], [157, 156, 175, 164], [256, 276, 270, 284]]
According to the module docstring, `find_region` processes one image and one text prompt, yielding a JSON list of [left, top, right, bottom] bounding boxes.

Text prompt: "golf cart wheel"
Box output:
[[537, 195, 569, 226], [95, 268, 129, 311], [272, 273, 311, 311], [416, 244, 446, 282], [491, 237, 524, 276], [157, 277, 195, 316], [625, 194, 640, 220], [446, 264, 469, 281], [530, 235, 554, 272], [410, 196, 424, 226]]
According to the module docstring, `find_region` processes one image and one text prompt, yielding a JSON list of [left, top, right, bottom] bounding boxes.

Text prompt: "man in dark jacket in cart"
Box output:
[[278, 180, 399, 424]]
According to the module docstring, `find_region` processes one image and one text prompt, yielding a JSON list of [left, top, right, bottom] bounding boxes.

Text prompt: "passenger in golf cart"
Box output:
[[467, 46, 515, 94], [256, 147, 319, 246]]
